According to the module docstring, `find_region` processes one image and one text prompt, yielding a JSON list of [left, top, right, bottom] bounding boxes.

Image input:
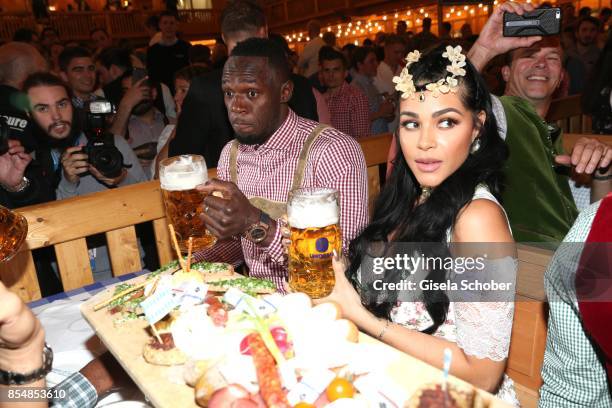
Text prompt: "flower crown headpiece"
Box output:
[[392, 45, 467, 101]]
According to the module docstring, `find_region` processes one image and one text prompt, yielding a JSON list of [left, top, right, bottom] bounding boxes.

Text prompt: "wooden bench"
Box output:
[[0, 167, 216, 302], [547, 95, 592, 134]]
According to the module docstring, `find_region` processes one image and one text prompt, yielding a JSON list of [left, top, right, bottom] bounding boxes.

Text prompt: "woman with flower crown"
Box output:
[[318, 43, 519, 404]]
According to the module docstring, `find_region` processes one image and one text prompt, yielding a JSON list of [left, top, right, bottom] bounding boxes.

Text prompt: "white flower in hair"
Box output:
[[442, 46, 464, 62], [405, 50, 421, 64], [447, 62, 466, 77]]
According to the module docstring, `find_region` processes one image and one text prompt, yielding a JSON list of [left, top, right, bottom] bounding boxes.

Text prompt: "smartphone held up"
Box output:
[[503, 7, 561, 37]]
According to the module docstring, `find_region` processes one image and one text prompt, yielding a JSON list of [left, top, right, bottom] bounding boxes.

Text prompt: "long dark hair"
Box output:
[[347, 44, 508, 334]]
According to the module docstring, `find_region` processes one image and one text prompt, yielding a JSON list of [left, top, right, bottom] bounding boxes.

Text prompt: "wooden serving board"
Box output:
[[81, 272, 512, 408]]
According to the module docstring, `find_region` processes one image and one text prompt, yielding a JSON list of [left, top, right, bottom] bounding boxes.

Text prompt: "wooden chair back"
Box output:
[[547, 95, 592, 134], [0, 168, 216, 302]]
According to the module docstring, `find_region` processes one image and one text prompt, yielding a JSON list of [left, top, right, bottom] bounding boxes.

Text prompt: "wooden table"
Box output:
[[81, 274, 512, 408]]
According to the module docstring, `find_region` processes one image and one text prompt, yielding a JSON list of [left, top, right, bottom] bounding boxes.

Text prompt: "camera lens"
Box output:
[[89, 145, 124, 178]]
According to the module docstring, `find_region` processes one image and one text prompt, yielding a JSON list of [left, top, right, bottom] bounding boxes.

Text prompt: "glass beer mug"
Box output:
[[287, 188, 341, 298], [0, 205, 28, 263], [159, 155, 216, 253]]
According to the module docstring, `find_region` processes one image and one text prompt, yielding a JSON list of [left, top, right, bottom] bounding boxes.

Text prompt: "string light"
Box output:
[[383, 15, 387, 20], [424, 13, 429, 17], [357, 21, 361, 26], [457, 11, 462, 16], [394, 13, 399, 18], [419, 8, 425, 13], [407, 11, 411, 16], [470, 8, 475, 14], [484, 6, 488, 11], [450, 7, 455, 12], [478, 3, 483, 7], [354, 40, 358, 45], [446, 13, 451, 18], [416, 18, 421, 23], [464, 5, 469, 10], [306, 36, 310, 41], [327, 26, 331, 31], [348, 22, 352, 27]]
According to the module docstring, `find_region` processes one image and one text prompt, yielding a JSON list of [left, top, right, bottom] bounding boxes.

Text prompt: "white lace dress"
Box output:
[[390, 186, 520, 406]]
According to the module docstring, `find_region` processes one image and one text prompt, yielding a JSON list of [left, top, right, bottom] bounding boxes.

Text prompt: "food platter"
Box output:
[[81, 266, 512, 408]]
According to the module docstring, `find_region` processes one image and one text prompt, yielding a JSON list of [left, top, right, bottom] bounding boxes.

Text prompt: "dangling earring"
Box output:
[[470, 138, 481, 154]]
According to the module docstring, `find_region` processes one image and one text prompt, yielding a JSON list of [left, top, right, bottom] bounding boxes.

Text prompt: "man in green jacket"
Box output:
[[468, 2, 611, 243]]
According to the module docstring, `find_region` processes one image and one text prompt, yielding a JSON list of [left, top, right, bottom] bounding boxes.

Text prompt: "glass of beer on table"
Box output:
[[0, 205, 28, 263], [159, 154, 216, 253], [287, 188, 341, 298]]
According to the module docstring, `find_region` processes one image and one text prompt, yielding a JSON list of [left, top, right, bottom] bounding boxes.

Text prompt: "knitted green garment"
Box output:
[[500, 96, 578, 243]]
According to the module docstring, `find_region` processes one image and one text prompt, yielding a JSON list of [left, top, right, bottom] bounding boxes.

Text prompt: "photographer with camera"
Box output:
[[23, 72, 146, 198], [24, 72, 146, 282]]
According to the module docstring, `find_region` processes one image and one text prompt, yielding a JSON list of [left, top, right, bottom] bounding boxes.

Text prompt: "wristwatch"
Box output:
[[243, 211, 271, 244], [1, 176, 30, 193], [0, 343, 53, 385]]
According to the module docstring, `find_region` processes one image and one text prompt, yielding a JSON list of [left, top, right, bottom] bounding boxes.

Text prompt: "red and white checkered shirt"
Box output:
[[325, 82, 371, 139], [194, 110, 369, 290]]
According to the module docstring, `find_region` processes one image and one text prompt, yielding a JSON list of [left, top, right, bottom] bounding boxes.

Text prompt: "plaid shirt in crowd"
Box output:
[[539, 200, 612, 407], [325, 82, 371, 139], [194, 110, 369, 289], [50, 372, 97, 408]]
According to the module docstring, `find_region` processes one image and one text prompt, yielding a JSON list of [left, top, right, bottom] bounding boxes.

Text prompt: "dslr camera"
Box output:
[[84, 100, 128, 178]]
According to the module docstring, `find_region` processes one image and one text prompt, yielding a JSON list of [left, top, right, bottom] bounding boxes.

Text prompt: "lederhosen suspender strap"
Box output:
[[229, 123, 329, 189]]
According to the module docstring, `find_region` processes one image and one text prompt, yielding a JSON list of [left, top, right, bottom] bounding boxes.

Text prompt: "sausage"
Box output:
[[247, 333, 290, 408], [207, 384, 251, 407], [206, 296, 229, 327]]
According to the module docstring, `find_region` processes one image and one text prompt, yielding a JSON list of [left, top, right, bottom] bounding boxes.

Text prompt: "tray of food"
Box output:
[[81, 260, 511, 408]]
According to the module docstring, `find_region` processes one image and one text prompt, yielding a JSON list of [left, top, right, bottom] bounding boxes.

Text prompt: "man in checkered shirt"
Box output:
[[539, 194, 612, 407], [319, 46, 371, 139], [194, 38, 369, 290]]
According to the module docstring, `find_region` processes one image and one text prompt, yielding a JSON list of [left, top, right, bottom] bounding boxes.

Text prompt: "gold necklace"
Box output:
[[419, 186, 432, 202]]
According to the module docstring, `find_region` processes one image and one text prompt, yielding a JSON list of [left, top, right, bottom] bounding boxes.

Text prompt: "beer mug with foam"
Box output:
[[159, 155, 216, 253], [287, 188, 341, 298], [0, 205, 27, 263]]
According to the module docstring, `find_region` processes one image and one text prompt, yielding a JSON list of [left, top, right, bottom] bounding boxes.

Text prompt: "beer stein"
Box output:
[[287, 188, 340, 298], [0, 205, 28, 263], [159, 155, 216, 253]]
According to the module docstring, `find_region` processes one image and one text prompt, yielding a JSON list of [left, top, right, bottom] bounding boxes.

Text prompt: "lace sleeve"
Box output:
[[453, 257, 517, 361]]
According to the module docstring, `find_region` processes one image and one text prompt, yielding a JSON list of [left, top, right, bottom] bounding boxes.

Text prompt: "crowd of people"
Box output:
[[0, 0, 611, 407]]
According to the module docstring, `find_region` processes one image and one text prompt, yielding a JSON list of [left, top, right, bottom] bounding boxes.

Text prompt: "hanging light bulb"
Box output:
[[419, 8, 425, 13], [424, 12, 429, 17], [394, 13, 399, 18], [383, 15, 387, 20]]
